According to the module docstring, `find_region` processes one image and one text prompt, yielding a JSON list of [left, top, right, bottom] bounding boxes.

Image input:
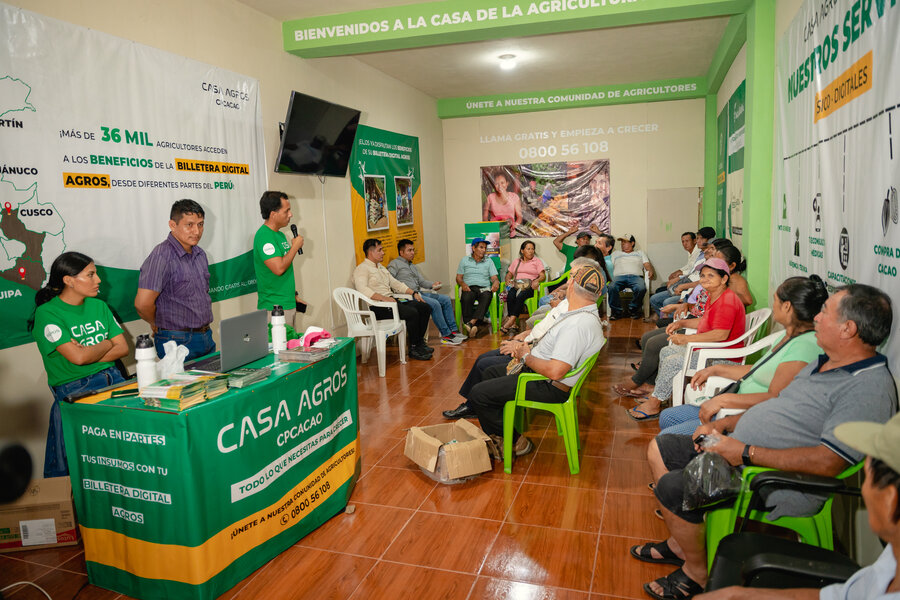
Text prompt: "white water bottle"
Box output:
[[135, 334, 158, 390], [271, 305, 287, 354]]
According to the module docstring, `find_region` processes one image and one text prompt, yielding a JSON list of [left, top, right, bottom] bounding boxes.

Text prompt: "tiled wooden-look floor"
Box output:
[[1, 318, 669, 600]]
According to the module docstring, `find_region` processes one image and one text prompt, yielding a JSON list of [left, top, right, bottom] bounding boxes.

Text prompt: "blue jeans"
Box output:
[[155, 329, 216, 361], [608, 274, 646, 315], [420, 292, 458, 337], [650, 289, 673, 316], [658, 404, 722, 436], [47, 365, 125, 478]]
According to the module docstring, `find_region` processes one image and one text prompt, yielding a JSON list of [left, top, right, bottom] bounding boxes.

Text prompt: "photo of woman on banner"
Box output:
[[482, 169, 523, 237], [481, 161, 611, 239], [364, 175, 388, 231]]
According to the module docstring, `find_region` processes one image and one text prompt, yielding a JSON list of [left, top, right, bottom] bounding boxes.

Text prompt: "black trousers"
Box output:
[[467, 363, 568, 439], [460, 286, 493, 324], [632, 328, 668, 385], [505, 287, 535, 317], [458, 349, 511, 400], [371, 299, 431, 346]]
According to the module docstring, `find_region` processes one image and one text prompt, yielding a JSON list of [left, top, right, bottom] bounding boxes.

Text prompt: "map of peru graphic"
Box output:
[[1, 76, 64, 294], [1, 6, 267, 350]]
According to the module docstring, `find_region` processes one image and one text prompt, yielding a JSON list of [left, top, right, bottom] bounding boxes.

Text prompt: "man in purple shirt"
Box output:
[[135, 199, 215, 359]]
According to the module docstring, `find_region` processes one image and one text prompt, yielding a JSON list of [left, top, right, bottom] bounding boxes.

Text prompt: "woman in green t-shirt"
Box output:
[[29, 252, 128, 478], [657, 274, 829, 436]]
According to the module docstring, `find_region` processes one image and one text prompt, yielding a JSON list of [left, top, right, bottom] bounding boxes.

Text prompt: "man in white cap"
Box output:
[[607, 233, 653, 319]]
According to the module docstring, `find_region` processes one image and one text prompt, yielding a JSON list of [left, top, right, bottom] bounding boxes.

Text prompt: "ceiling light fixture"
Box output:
[[498, 53, 517, 70]]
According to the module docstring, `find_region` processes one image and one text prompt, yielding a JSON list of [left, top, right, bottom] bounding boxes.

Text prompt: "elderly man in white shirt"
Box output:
[[608, 234, 654, 320], [442, 257, 605, 420]]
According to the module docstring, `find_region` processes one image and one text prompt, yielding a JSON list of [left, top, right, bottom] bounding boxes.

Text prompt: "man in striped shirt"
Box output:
[[135, 199, 215, 360]]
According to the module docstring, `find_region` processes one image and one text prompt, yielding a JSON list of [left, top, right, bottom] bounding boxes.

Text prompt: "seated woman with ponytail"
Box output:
[[30, 252, 128, 477], [657, 274, 827, 436]]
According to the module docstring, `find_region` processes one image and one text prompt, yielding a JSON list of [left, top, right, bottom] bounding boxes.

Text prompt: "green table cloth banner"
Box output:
[[60, 338, 360, 600]]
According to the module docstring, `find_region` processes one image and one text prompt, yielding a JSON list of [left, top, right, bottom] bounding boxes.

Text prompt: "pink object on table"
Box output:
[[303, 330, 332, 349]]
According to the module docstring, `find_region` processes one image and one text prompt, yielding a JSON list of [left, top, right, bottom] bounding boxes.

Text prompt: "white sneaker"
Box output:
[[441, 335, 461, 346], [452, 333, 467, 343]]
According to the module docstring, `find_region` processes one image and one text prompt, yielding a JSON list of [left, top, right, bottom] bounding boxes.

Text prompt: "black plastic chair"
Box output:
[[705, 532, 860, 590], [705, 470, 865, 591]]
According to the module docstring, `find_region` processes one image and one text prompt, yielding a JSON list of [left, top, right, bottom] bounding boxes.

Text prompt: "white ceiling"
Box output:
[[239, 0, 730, 99]]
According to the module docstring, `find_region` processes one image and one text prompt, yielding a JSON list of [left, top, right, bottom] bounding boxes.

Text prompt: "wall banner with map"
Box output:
[[772, 0, 900, 355], [0, 4, 266, 349]]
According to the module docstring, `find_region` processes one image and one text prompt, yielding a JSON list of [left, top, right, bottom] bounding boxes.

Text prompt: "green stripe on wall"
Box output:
[[743, 0, 775, 310], [283, 0, 751, 58], [437, 77, 706, 118]]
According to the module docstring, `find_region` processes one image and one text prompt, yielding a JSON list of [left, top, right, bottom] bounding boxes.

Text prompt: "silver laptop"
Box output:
[[188, 310, 269, 373]]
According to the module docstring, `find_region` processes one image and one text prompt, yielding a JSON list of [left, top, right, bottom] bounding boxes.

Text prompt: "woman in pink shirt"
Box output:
[[483, 172, 523, 237], [501, 240, 546, 334]]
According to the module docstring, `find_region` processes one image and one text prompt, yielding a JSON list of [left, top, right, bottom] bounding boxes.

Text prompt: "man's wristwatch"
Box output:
[[742, 444, 753, 466]]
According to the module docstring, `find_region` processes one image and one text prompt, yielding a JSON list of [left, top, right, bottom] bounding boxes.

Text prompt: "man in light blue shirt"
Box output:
[[455, 237, 499, 338]]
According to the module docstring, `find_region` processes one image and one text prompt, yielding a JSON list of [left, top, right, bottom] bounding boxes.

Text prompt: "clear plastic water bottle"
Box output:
[[271, 305, 287, 354], [135, 334, 158, 390]]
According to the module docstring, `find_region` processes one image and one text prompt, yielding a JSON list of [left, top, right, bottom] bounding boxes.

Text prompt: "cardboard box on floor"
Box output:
[[404, 420, 492, 483], [0, 477, 78, 553]]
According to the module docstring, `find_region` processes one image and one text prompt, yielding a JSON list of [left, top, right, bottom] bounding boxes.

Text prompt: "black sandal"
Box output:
[[643, 568, 703, 600], [629, 540, 684, 566]]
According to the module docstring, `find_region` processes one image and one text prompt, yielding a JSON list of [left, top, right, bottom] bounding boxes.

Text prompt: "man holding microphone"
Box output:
[[253, 191, 304, 326]]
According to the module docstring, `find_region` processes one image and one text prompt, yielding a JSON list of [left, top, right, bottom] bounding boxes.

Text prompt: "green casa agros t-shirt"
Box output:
[[32, 296, 123, 387], [253, 224, 295, 310]]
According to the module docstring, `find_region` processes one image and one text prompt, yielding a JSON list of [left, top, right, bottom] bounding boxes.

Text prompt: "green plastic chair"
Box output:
[[524, 270, 570, 315], [705, 460, 864, 570], [501, 349, 602, 475], [454, 283, 499, 333]]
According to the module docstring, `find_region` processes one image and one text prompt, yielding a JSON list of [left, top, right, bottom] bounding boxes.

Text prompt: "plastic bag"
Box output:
[[157, 340, 189, 378], [682, 451, 742, 511]]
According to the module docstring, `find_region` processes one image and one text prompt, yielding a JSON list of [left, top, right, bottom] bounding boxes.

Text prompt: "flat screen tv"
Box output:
[[274, 91, 361, 177]]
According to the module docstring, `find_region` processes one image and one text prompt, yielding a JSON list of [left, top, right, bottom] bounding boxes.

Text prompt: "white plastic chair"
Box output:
[[670, 307, 772, 406], [332, 287, 406, 377], [681, 330, 785, 406]]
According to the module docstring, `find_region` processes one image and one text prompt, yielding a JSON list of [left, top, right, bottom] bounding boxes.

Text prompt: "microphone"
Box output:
[[290, 224, 303, 255]]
